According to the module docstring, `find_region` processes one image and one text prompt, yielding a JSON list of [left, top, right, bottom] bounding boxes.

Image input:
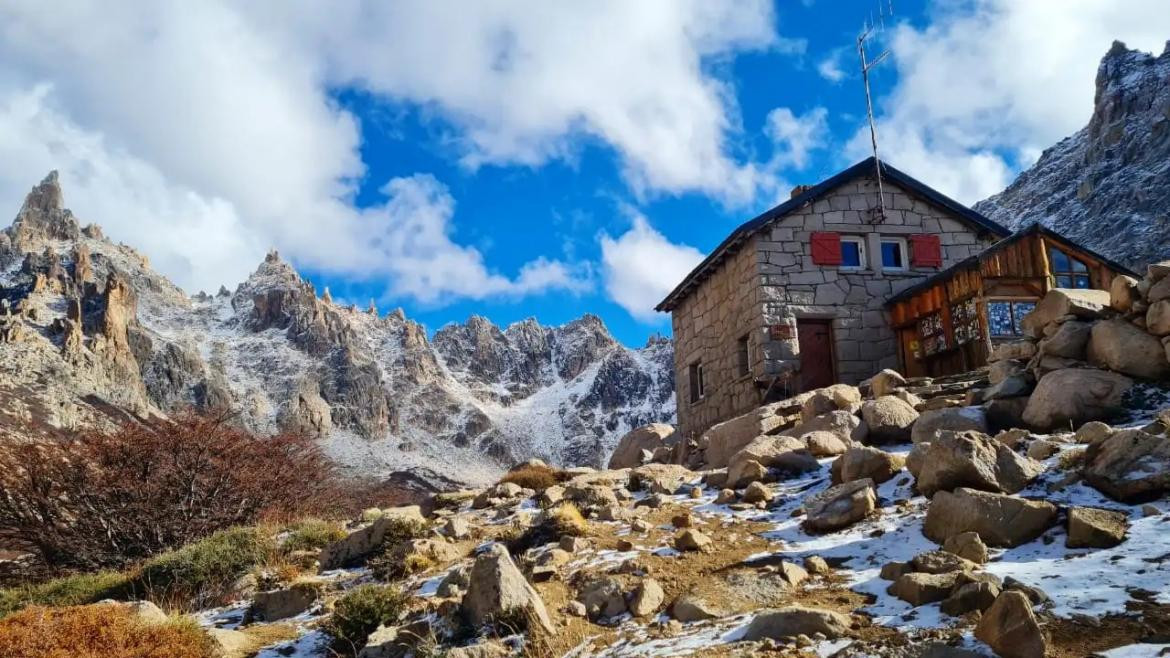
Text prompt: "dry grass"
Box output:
[[503, 503, 589, 556], [0, 604, 216, 658], [498, 464, 567, 492], [0, 571, 131, 618]]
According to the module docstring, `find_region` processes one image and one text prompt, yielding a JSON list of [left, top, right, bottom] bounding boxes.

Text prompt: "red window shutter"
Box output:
[[910, 234, 942, 267], [810, 232, 842, 265]]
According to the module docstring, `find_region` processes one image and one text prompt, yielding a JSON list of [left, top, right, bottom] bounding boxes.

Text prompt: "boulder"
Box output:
[[803, 479, 876, 533], [1088, 319, 1170, 379], [319, 518, 394, 570], [726, 459, 768, 489], [910, 550, 977, 575], [888, 572, 962, 606], [629, 463, 695, 495], [974, 591, 1046, 658], [800, 384, 862, 421], [715, 488, 737, 504], [609, 424, 675, 469], [359, 620, 434, 658], [462, 544, 553, 633], [742, 481, 773, 504], [443, 517, 471, 540], [914, 430, 1043, 496], [702, 402, 793, 468], [940, 581, 1000, 616], [905, 441, 930, 479], [1038, 320, 1092, 359], [1083, 429, 1170, 502], [577, 577, 627, 620], [674, 529, 713, 552], [923, 488, 1057, 548], [831, 446, 904, 485], [803, 555, 831, 575], [861, 396, 919, 443], [1151, 272, 1170, 302], [868, 369, 908, 397], [984, 397, 1030, 433], [1110, 274, 1141, 312], [1020, 288, 1110, 335], [726, 435, 818, 488], [1148, 300, 1170, 336], [1074, 421, 1113, 445], [911, 407, 988, 444], [629, 578, 665, 617], [207, 629, 251, 658], [671, 594, 728, 622], [250, 583, 319, 622], [942, 531, 989, 564], [988, 341, 1037, 362], [564, 483, 619, 511], [982, 374, 1033, 401], [1067, 506, 1128, 548], [1022, 368, 1132, 431], [801, 430, 852, 457], [786, 410, 868, 444], [741, 607, 853, 641], [1026, 439, 1060, 461], [988, 359, 1027, 386]]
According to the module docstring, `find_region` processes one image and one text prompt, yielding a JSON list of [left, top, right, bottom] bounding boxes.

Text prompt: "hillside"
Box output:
[[0, 172, 675, 487]]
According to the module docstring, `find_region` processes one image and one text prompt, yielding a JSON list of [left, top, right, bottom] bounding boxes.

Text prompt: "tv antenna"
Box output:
[[857, 3, 893, 224]]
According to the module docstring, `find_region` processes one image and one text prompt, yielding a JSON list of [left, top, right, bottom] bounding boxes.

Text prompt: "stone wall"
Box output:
[[672, 172, 1000, 439]]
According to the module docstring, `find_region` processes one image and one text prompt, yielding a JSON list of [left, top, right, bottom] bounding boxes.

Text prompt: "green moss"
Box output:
[[323, 584, 407, 655], [0, 571, 132, 618]]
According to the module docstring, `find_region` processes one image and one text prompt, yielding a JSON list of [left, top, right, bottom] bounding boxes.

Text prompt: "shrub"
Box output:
[[323, 584, 407, 655], [0, 604, 216, 658], [370, 545, 434, 582], [135, 527, 272, 611], [0, 571, 131, 618], [383, 516, 429, 544], [0, 412, 336, 570], [498, 464, 565, 492], [504, 503, 587, 555], [280, 519, 347, 554]]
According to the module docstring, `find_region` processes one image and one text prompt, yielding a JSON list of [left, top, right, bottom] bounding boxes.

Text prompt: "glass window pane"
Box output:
[[1049, 248, 1071, 273], [840, 241, 861, 267], [1056, 275, 1073, 288], [881, 241, 903, 268], [988, 302, 1013, 336], [1011, 302, 1036, 334], [1071, 257, 1088, 273], [1074, 275, 1091, 288]]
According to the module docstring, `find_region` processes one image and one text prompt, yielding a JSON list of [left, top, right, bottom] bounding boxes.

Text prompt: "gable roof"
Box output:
[[884, 223, 1140, 307], [655, 157, 1011, 312]]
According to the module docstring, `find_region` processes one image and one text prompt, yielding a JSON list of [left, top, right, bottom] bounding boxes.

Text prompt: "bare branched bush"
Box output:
[[0, 412, 336, 570]]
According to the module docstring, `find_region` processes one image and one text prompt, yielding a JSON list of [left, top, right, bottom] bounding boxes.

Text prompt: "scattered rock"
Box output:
[[671, 594, 727, 622], [742, 481, 773, 504], [443, 517, 471, 540], [609, 424, 676, 469], [250, 583, 319, 622], [741, 607, 853, 641], [832, 446, 904, 485], [910, 550, 977, 575], [1083, 428, 1170, 502], [914, 430, 1043, 496], [1088, 319, 1170, 379], [629, 578, 665, 617], [629, 464, 695, 495], [462, 544, 553, 633], [924, 488, 1057, 547], [1021, 368, 1132, 431], [861, 396, 920, 443], [803, 479, 876, 533], [974, 591, 1046, 658], [942, 532, 989, 564], [715, 489, 737, 504], [674, 529, 713, 552], [880, 561, 912, 581], [911, 407, 988, 444], [577, 577, 627, 620], [888, 572, 962, 606], [803, 555, 831, 575], [940, 581, 1000, 616], [1066, 506, 1128, 548]]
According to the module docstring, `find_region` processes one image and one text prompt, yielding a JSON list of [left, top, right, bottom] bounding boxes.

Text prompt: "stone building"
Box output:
[[656, 158, 1009, 439]]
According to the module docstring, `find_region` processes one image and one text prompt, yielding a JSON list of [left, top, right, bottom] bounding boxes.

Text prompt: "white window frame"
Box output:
[[688, 361, 705, 404], [880, 236, 909, 271], [839, 236, 867, 271]]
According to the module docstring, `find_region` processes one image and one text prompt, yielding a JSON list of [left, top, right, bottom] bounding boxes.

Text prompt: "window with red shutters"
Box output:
[[910, 234, 942, 268], [810, 232, 843, 266]]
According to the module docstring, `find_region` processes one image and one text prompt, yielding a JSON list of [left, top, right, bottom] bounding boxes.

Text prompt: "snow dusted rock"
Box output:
[[1083, 428, 1170, 502], [463, 544, 553, 633], [628, 463, 694, 495], [249, 582, 320, 622], [910, 407, 988, 444], [608, 423, 675, 469], [726, 435, 817, 488], [741, 606, 853, 641], [888, 572, 963, 606], [866, 369, 907, 397], [924, 488, 1057, 548], [861, 396, 919, 443], [1087, 319, 1170, 379], [803, 479, 876, 533], [1067, 506, 1129, 548], [943, 532, 989, 565], [831, 446, 904, 485], [1022, 368, 1132, 431], [914, 431, 1043, 497], [786, 410, 868, 444], [974, 590, 1046, 658]]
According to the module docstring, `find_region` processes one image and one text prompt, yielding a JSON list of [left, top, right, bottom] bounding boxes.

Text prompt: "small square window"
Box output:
[[840, 237, 866, 269], [881, 238, 907, 270]]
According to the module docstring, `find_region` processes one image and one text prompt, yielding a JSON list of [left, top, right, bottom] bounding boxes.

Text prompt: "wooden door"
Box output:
[[797, 319, 835, 391]]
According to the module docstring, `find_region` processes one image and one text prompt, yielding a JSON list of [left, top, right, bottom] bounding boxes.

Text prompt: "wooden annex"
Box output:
[[885, 224, 1137, 378]]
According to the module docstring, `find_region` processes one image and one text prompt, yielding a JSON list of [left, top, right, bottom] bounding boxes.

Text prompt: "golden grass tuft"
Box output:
[[498, 464, 567, 492], [545, 502, 588, 538], [0, 604, 216, 658]]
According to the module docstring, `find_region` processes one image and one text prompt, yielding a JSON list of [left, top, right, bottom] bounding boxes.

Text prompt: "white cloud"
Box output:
[[598, 212, 704, 322], [765, 106, 829, 169], [816, 48, 849, 83], [0, 1, 793, 302], [848, 0, 1170, 204]]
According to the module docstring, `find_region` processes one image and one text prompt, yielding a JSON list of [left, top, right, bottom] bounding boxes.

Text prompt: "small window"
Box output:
[[1048, 247, 1091, 289], [688, 361, 705, 404], [918, 312, 947, 356], [840, 236, 866, 269], [951, 298, 979, 345], [987, 300, 1038, 337], [736, 335, 750, 377], [881, 238, 907, 270]]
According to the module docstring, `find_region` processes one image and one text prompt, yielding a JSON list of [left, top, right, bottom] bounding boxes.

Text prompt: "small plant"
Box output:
[[135, 527, 273, 611], [383, 516, 429, 544], [323, 584, 407, 656], [371, 546, 434, 582], [504, 503, 587, 555], [0, 604, 216, 658], [280, 519, 346, 554], [498, 464, 566, 492], [0, 571, 131, 618]]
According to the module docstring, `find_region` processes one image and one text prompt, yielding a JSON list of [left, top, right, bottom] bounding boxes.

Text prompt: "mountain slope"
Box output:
[[975, 41, 1170, 268], [0, 173, 675, 486]]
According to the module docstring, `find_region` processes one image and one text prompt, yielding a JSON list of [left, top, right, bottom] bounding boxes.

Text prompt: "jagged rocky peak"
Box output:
[[975, 41, 1170, 270], [8, 171, 81, 250], [552, 313, 617, 380]]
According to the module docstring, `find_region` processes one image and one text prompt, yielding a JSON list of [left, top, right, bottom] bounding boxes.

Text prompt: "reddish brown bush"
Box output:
[[498, 463, 567, 492], [0, 412, 336, 570], [0, 604, 216, 658]]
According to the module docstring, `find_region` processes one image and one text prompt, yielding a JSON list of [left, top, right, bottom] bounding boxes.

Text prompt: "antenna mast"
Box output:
[[857, 14, 891, 224]]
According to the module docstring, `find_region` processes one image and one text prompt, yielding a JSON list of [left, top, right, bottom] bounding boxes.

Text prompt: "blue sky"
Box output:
[[3, 1, 1170, 346]]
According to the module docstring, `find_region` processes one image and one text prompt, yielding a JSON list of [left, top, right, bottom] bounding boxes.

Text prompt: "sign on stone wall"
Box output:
[[768, 324, 795, 340]]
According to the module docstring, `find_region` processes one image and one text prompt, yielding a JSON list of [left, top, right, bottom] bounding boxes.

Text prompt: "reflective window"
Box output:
[[1049, 247, 1091, 288], [988, 300, 1037, 337], [881, 239, 906, 269], [840, 237, 865, 269]]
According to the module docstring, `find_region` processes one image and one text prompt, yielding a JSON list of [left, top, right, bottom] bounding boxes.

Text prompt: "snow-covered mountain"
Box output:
[[975, 41, 1170, 269], [0, 172, 675, 486]]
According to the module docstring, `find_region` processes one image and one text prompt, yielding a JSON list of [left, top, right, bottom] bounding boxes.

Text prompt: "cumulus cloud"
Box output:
[[848, 0, 1170, 203], [0, 0, 792, 300], [598, 212, 704, 322], [765, 106, 829, 169], [816, 48, 849, 83]]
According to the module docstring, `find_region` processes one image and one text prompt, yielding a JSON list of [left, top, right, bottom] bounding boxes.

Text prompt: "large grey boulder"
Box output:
[[803, 479, 876, 532], [1038, 320, 1092, 359], [629, 463, 694, 495], [785, 410, 868, 444], [1021, 368, 1132, 431], [1147, 300, 1170, 336], [577, 577, 627, 620], [250, 583, 319, 622], [888, 572, 962, 606], [924, 488, 1057, 548], [702, 402, 794, 468], [629, 578, 665, 617], [609, 423, 675, 469], [463, 544, 553, 633], [1083, 429, 1170, 502], [861, 396, 920, 443], [867, 369, 907, 397], [1066, 507, 1128, 548], [1020, 288, 1110, 335], [911, 407, 988, 444], [914, 431, 1043, 497], [741, 607, 853, 641], [726, 435, 818, 488], [988, 341, 1037, 362], [1088, 319, 1170, 379], [974, 591, 1046, 658], [1110, 274, 1141, 312], [831, 446, 905, 485]]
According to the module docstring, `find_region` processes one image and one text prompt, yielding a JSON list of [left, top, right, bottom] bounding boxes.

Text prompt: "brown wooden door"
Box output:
[[797, 319, 835, 391]]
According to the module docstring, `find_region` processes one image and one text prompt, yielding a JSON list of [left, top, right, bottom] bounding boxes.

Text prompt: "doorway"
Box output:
[[796, 319, 836, 391]]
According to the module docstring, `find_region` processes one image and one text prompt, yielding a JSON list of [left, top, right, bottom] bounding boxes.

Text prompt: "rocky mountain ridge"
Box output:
[[0, 172, 675, 486], [975, 40, 1170, 268]]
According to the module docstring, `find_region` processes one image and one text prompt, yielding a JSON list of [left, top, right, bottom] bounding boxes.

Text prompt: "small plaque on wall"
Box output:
[[768, 324, 794, 340]]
